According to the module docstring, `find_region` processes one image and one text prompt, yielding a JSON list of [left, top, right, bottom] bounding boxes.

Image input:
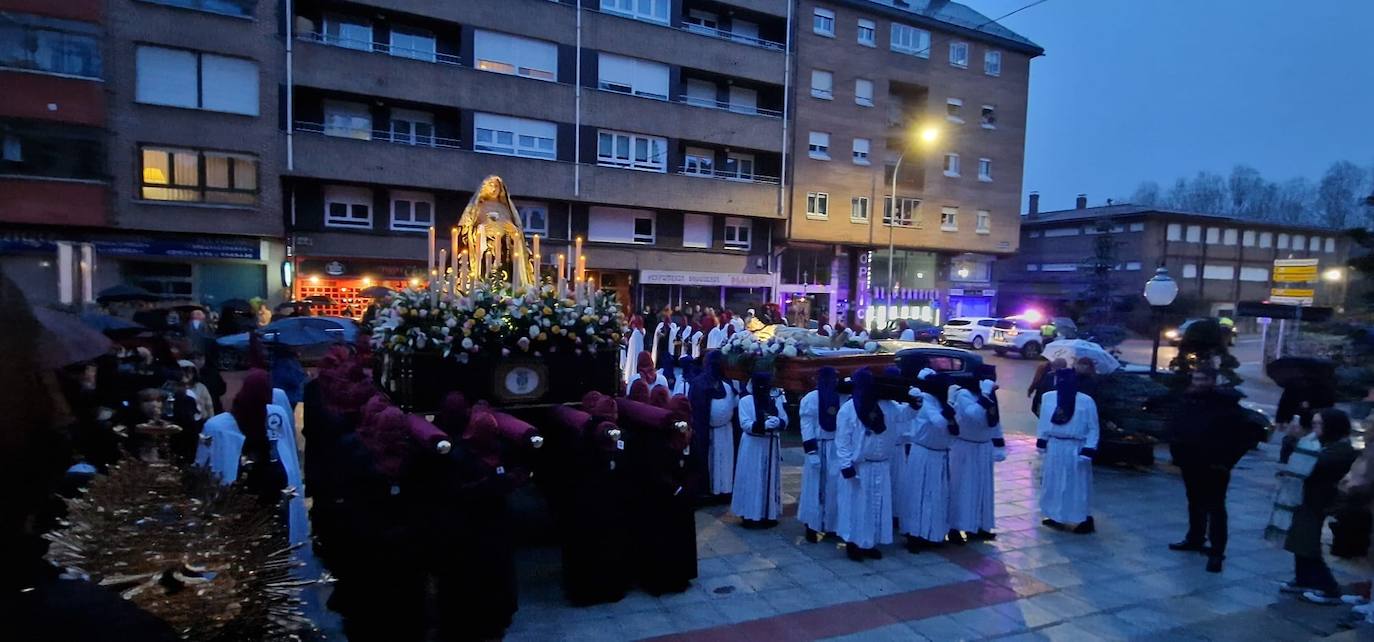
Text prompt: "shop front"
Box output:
[[637, 269, 774, 317], [294, 258, 424, 318], [947, 253, 998, 318], [862, 250, 940, 330]]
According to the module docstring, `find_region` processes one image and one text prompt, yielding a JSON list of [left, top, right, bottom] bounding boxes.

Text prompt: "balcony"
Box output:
[[676, 166, 779, 185], [583, 90, 782, 152], [585, 11, 783, 84], [679, 22, 783, 51], [579, 164, 780, 218], [297, 31, 462, 66]]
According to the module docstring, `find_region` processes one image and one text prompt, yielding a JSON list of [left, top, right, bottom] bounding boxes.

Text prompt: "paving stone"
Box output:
[[906, 614, 982, 641]]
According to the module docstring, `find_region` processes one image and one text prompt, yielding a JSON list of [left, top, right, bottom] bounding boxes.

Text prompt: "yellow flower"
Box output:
[[538, 332, 548, 341], [474, 308, 487, 319], [542, 306, 553, 315], [611, 333, 621, 341], [463, 328, 471, 337]]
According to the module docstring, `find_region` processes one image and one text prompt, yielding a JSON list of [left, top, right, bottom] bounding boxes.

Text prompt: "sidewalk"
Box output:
[[501, 435, 1371, 641]]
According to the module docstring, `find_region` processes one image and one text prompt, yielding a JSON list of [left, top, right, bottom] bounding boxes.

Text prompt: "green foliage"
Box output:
[[1167, 318, 1242, 388], [1093, 371, 1171, 441]]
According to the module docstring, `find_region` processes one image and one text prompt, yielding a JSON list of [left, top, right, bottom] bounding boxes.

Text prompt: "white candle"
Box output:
[[574, 236, 583, 279], [427, 226, 436, 278], [450, 228, 459, 294], [532, 234, 540, 263], [438, 248, 448, 292], [577, 254, 586, 284], [556, 254, 566, 296]]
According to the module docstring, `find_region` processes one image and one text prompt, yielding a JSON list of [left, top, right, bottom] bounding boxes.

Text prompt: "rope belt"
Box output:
[[914, 443, 950, 452]]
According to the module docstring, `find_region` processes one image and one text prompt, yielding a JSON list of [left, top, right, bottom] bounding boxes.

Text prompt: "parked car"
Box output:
[[872, 319, 941, 342], [940, 317, 998, 349], [989, 317, 1046, 359], [894, 345, 991, 390], [1165, 318, 1236, 346]]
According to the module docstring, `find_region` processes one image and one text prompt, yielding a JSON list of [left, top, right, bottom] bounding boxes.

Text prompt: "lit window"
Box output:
[[890, 23, 930, 58], [946, 98, 964, 123], [949, 42, 969, 68], [813, 8, 835, 36], [984, 50, 1002, 76], [976, 210, 991, 234], [810, 69, 833, 100], [596, 130, 667, 172], [474, 113, 556, 159], [856, 19, 875, 46], [140, 146, 257, 205], [390, 190, 434, 232], [977, 158, 991, 182], [940, 207, 958, 231], [855, 78, 874, 106], [943, 153, 960, 177], [980, 105, 996, 128], [808, 131, 830, 160], [851, 197, 869, 222], [324, 185, 373, 229], [884, 197, 918, 227], [1124, 262, 1143, 271], [723, 217, 751, 250], [807, 192, 829, 218], [852, 138, 870, 165]]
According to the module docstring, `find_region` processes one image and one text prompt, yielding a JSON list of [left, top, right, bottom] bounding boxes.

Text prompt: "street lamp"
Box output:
[[1143, 267, 1180, 373], [886, 125, 940, 316]]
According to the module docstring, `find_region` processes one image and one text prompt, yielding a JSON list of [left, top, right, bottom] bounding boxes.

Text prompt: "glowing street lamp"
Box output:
[[885, 124, 941, 311], [1143, 267, 1180, 373], [1322, 268, 1345, 282]]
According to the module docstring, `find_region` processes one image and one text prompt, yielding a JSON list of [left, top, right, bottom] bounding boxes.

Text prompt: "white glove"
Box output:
[[1078, 455, 1094, 464], [436, 440, 452, 455], [607, 428, 622, 441], [806, 452, 821, 466], [918, 368, 936, 381], [764, 416, 782, 430], [530, 435, 545, 449], [948, 385, 963, 401], [908, 386, 922, 400], [993, 448, 1007, 463], [980, 380, 997, 397]]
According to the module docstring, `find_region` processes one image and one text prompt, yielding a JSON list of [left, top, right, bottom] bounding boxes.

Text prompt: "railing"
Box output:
[[297, 31, 462, 66], [677, 166, 780, 185], [674, 95, 782, 119], [681, 22, 785, 51], [294, 121, 462, 149]]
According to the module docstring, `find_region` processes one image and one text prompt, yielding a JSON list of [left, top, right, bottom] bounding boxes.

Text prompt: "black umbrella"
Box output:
[[360, 285, 394, 298], [34, 307, 114, 368], [96, 284, 160, 304], [260, 325, 340, 347], [1266, 357, 1336, 388], [79, 312, 145, 334], [220, 298, 253, 313], [303, 295, 335, 306]]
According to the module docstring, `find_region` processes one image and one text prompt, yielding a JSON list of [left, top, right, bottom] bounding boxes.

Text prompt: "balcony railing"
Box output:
[[675, 95, 782, 119], [681, 22, 785, 51], [297, 31, 462, 66], [677, 166, 780, 185], [294, 121, 462, 149]]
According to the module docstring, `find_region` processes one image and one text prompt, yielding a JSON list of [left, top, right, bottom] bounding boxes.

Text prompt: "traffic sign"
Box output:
[[1235, 301, 1332, 321], [1273, 258, 1319, 283]]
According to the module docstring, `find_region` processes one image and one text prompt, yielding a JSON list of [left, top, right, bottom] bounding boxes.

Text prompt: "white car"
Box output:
[[940, 317, 998, 349], [989, 317, 1045, 359]]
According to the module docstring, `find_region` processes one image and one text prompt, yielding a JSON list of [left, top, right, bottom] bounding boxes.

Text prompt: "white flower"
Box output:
[[461, 338, 474, 350], [584, 306, 594, 315], [528, 325, 540, 338], [419, 309, 429, 317], [586, 326, 595, 335], [445, 318, 458, 328], [864, 341, 879, 353], [541, 318, 552, 328], [517, 337, 531, 350], [457, 352, 470, 364], [782, 345, 798, 358]]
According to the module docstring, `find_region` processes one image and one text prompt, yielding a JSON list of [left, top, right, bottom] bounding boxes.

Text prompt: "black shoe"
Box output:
[[905, 535, 929, 554], [846, 542, 865, 562], [1168, 540, 1208, 553], [1072, 517, 1096, 535], [761, 519, 779, 529], [1206, 556, 1224, 573], [971, 530, 997, 541], [1042, 518, 1064, 529], [740, 519, 761, 530], [805, 527, 822, 543], [947, 529, 967, 545], [864, 547, 882, 560]]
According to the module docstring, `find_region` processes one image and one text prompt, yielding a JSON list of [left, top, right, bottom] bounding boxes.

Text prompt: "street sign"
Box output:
[[1273, 258, 1319, 283], [1270, 295, 1315, 306], [1235, 301, 1332, 322]]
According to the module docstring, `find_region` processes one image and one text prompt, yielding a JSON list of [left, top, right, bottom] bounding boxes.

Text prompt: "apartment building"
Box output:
[[997, 195, 1352, 320], [783, 0, 1041, 327], [283, 0, 790, 317], [1, 0, 286, 306]]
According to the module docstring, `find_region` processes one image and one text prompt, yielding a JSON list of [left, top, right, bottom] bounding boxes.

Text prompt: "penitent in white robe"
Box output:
[[798, 389, 847, 533], [732, 391, 789, 521], [948, 388, 1005, 533], [706, 326, 727, 351], [622, 327, 645, 384], [651, 322, 676, 367], [706, 383, 739, 495], [835, 399, 918, 549], [661, 369, 690, 397], [196, 399, 309, 545], [626, 371, 669, 396], [1036, 391, 1100, 524], [898, 393, 955, 542]]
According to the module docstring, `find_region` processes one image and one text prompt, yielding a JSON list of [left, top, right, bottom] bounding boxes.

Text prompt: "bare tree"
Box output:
[[1169, 171, 1227, 214], [1274, 177, 1317, 224], [1226, 165, 1280, 220], [1318, 161, 1367, 229], [1131, 181, 1162, 207]]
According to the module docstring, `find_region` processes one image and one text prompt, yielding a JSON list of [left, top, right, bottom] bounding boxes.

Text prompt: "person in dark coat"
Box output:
[[1167, 367, 1263, 573], [620, 395, 698, 595], [553, 395, 631, 606], [1285, 409, 1359, 604]]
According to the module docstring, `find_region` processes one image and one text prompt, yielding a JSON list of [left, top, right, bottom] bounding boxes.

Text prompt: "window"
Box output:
[[1026, 264, 1039, 271], [474, 113, 556, 159], [943, 153, 960, 177], [724, 152, 754, 180], [390, 109, 435, 146], [852, 138, 870, 165], [0, 120, 103, 181], [810, 69, 833, 100], [1182, 264, 1198, 278], [976, 210, 991, 234], [728, 86, 758, 114], [142, 0, 256, 17], [883, 197, 919, 227], [1044, 227, 1079, 237], [597, 130, 666, 172], [323, 14, 373, 51], [1242, 230, 1256, 246], [1205, 227, 1220, 244], [389, 190, 434, 231], [1325, 237, 1336, 253], [1309, 236, 1321, 252], [136, 46, 259, 116], [949, 41, 969, 68], [474, 30, 557, 81], [602, 0, 669, 24], [518, 202, 549, 236], [588, 206, 656, 243], [890, 24, 930, 58], [1041, 263, 1077, 272], [684, 79, 717, 108], [806, 192, 828, 218], [940, 207, 958, 231], [1129, 222, 1145, 232], [1292, 234, 1306, 251], [1259, 231, 1273, 248], [1166, 223, 1182, 241], [946, 98, 964, 123], [857, 19, 875, 46], [1277, 233, 1290, 249], [855, 78, 874, 106], [324, 100, 371, 140], [390, 26, 436, 62], [140, 146, 257, 205], [684, 9, 719, 33], [1240, 267, 1269, 282], [684, 147, 714, 177], [724, 217, 751, 250], [980, 105, 997, 129], [682, 213, 712, 248], [808, 131, 830, 160], [1222, 228, 1238, 245], [1203, 265, 1235, 280], [598, 53, 669, 99], [977, 158, 991, 182], [0, 13, 102, 78], [813, 8, 835, 36], [984, 50, 1002, 76], [851, 197, 869, 222], [1124, 261, 1142, 271], [1185, 225, 1201, 242], [323, 185, 373, 228]]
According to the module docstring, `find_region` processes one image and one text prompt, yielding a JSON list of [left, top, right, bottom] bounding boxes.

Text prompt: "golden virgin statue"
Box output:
[[457, 175, 538, 290]]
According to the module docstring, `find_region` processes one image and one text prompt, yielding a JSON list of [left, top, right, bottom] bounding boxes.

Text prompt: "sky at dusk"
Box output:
[[960, 0, 1374, 213]]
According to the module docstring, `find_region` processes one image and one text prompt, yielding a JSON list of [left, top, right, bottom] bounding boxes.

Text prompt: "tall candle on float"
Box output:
[[436, 249, 447, 304], [573, 236, 583, 280], [531, 234, 540, 267], [450, 228, 459, 296], [427, 226, 436, 287], [577, 254, 586, 285], [556, 254, 566, 296]]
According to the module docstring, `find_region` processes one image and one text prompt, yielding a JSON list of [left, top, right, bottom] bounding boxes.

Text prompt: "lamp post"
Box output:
[[1143, 267, 1180, 373], [885, 125, 940, 319]]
